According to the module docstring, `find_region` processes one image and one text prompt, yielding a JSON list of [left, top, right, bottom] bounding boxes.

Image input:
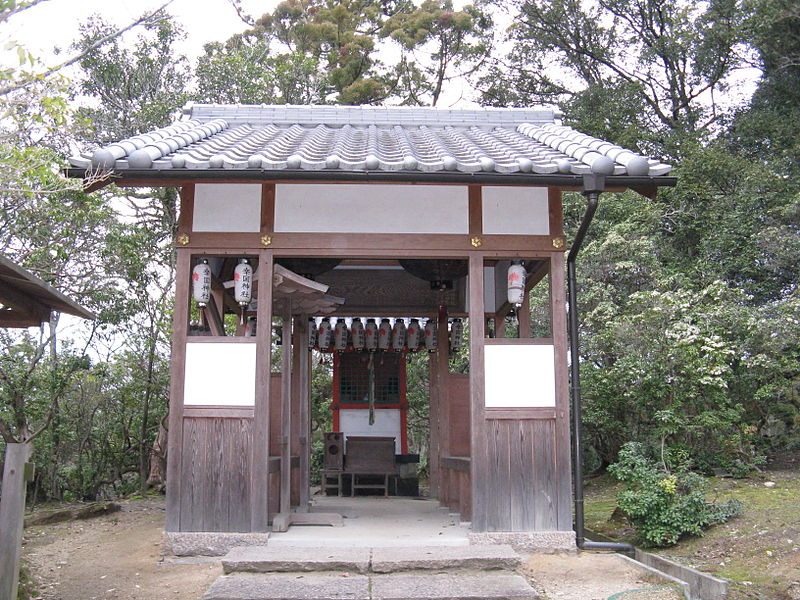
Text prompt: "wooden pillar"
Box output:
[[251, 250, 274, 532], [436, 306, 450, 496], [292, 315, 311, 512], [0, 442, 33, 600], [165, 248, 191, 531], [468, 253, 486, 530], [550, 252, 574, 528], [519, 287, 532, 339], [279, 300, 293, 521]]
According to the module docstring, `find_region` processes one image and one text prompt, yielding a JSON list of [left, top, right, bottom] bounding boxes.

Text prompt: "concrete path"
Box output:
[[267, 497, 470, 548]]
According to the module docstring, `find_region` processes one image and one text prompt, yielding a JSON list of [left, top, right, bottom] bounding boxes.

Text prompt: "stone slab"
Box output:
[[222, 546, 371, 574], [370, 573, 539, 600], [371, 545, 521, 573], [203, 573, 370, 600], [163, 531, 271, 557], [468, 531, 576, 553]]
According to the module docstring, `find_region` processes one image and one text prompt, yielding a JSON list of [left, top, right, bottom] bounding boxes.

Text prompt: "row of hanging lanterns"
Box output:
[[311, 317, 463, 353]]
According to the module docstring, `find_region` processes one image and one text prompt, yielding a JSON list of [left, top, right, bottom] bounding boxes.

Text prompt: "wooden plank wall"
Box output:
[[447, 374, 470, 456], [179, 417, 252, 532], [484, 418, 559, 531]]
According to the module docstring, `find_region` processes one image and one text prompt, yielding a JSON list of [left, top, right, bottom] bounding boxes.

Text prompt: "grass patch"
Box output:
[[584, 468, 800, 600]]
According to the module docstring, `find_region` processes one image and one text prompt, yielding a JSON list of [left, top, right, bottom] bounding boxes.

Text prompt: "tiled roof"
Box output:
[[70, 104, 672, 177]]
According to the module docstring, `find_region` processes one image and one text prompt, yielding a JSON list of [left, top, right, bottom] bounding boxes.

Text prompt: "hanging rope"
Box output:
[[367, 352, 376, 425]]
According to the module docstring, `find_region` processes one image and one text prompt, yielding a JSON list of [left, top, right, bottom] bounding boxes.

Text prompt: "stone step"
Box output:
[[203, 572, 539, 600], [221, 545, 521, 575], [222, 546, 371, 574], [370, 545, 521, 573]]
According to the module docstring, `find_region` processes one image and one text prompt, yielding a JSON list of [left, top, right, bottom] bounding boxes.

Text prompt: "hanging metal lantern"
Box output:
[[334, 318, 349, 351], [407, 318, 421, 351], [392, 318, 407, 352], [192, 259, 212, 307], [308, 318, 318, 349], [351, 318, 366, 351], [318, 317, 333, 350], [507, 261, 526, 308], [450, 318, 464, 351], [424, 319, 437, 352], [365, 318, 378, 351], [234, 258, 253, 324], [378, 318, 392, 350]]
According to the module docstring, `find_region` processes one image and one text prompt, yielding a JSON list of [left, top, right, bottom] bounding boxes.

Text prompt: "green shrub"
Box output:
[[608, 442, 743, 547]]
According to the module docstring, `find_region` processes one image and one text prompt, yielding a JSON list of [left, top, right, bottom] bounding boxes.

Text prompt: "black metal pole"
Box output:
[[567, 174, 634, 553]]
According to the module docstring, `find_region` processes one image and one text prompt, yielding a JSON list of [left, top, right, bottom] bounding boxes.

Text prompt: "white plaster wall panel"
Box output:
[[340, 409, 402, 453], [484, 344, 556, 407], [482, 186, 550, 235], [275, 184, 469, 233], [193, 183, 262, 232], [184, 342, 257, 406]]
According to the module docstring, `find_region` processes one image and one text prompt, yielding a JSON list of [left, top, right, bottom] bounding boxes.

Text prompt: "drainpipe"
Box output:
[[568, 174, 634, 553]]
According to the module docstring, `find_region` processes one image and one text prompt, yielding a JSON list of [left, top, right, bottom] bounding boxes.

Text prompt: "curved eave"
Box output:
[[66, 167, 677, 193]]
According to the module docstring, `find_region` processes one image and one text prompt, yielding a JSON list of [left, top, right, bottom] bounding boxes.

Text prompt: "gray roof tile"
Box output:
[[71, 104, 672, 177]]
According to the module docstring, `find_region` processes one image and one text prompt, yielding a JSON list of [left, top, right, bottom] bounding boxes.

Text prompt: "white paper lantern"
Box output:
[[424, 319, 437, 352], [334, 318, 349, 351], [507, 261, 526, 307], [308, 318, 318, 349], [450, 318, 464, 351], [318, 318, 333, 350], [192, 259, 212, 307], [392, 319, 407, 351], [351, 318, 365, 351], [234, 259, 253, 306], [407, 318, 421, 351], [365, 318, 378, 351], [378, 318, 392, 350]]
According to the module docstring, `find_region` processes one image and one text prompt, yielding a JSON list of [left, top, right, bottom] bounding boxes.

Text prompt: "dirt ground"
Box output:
[[21, 498, 220, 600], [523, 553, 684, 600], [20, 496, 683, 600]]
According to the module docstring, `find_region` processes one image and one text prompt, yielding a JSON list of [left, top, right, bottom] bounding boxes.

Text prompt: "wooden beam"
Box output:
[[177, 231, 563, 253], [0, 284, 50, 320], [0, 313, 46, 328]]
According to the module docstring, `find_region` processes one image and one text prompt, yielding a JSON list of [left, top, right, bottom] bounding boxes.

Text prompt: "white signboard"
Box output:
[[184, 342, 257, 406], [339, 409, 402, 453], [485, 344, 556, 408]]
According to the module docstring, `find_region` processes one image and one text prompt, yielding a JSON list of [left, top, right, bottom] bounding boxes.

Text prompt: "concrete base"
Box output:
[[164, 532, 272, 557], [468, 531, 577, 553]]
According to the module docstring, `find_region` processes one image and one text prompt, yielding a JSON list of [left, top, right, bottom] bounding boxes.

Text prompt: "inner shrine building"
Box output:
[[68, 104, 674, 550]]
